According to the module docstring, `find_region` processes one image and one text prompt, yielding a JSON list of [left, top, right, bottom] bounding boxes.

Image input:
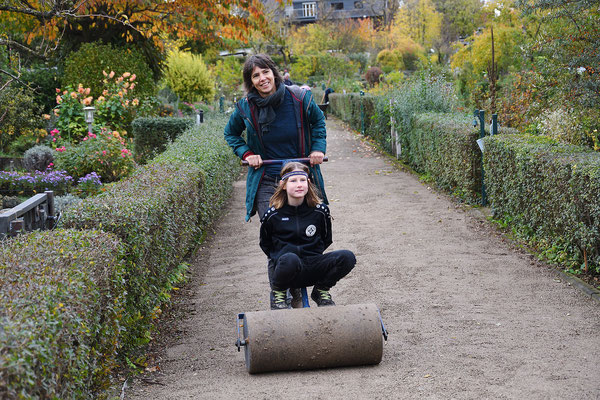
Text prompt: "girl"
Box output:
[[259, 162, 356, 310]]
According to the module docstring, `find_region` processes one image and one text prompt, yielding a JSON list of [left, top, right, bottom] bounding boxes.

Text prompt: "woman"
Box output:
[[223, 54, 328, 221]]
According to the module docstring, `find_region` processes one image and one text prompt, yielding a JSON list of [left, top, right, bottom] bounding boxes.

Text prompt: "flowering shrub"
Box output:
[[75, 172, 103, 198], [53, 84, 92, 142], [0, 169, 74, 196], [53, 72, 143, 143], [94, 71, 141, 135], [53, 128, 135, 182]]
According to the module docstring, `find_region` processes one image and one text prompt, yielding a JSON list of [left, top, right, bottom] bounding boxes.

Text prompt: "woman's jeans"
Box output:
[[268, 250, 356, 290], [255, 175, 279, 220]]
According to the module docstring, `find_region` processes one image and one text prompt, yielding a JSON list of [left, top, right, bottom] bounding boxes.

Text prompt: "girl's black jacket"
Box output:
[[260, 200, 332, 262]]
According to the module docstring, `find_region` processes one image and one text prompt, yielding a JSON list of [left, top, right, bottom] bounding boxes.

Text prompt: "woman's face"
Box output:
[[251, 66, 276, 97]]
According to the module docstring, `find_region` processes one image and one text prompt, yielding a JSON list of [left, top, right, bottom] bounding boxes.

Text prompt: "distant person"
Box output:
[[324, 87, 334, 104], [260, 162, 356, 309], [283, 72, 293, 86], [223, 53, 328, 222]]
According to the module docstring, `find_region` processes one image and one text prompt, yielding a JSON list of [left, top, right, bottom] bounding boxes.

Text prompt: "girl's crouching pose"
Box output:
[[259, 162, 356, 310]]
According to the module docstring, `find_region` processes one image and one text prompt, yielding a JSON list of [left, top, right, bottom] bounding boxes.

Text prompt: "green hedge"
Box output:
[[0, 113, 240, 397], [484, 134, 600, 274], [0, 229, 126, 399], [409, 113, 481, 202], [153, 113, 241, 226], [62, 161, 204, 352], [132, 117, 195, 164]]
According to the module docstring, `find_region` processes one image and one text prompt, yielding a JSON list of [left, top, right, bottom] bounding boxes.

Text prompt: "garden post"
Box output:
[[479, 109, 487, 206], [360, 90, 365, 135], [491, 114, 498, 135], [220, 96, 224, 113]]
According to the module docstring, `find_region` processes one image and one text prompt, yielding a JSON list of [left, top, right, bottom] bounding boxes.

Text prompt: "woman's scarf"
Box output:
[[247, 82, 286, 134]]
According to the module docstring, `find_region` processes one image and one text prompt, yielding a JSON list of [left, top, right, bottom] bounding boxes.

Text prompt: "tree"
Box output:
[[0, 0, 269, 71], [517, 0, 600, 109], [391, 0, 443, 50]]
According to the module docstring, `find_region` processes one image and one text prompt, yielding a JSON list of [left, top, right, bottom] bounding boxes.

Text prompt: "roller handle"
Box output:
[[241, 157, 328, 166]]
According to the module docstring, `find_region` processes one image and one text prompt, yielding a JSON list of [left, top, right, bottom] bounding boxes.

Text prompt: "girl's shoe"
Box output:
[[310, 287, 335, 306], [270, 289, 291, 310]]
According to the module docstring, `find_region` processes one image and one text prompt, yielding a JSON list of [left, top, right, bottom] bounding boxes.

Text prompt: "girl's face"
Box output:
[[251, 66, 276, 97], [284, 170, 309, 204]]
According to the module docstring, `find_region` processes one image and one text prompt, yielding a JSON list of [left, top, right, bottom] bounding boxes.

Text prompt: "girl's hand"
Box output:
[[246, 154, 263, 169], [309, 151, 325, 166]]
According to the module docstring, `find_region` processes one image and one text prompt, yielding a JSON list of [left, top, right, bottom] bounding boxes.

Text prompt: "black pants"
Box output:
[[268, 250, 356, 290]]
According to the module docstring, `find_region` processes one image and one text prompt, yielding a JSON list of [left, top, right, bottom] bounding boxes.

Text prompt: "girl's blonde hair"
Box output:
[[269, 162, 322, 209]]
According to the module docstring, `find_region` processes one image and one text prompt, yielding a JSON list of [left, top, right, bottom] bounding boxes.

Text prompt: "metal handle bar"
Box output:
[[241, 157, 328, 166]]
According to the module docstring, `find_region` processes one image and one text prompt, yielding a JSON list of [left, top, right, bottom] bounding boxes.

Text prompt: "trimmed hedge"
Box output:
[[0, 229, 126, 399], [0, 112, 240, 397], [153, 113, 241, 226], [132, 117, 195, 164], [484, 134, 600, 274], [62, 161, 204, 351], [409, 113, 481, 202]]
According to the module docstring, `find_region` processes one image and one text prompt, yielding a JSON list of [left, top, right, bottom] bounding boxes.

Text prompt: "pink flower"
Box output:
[[108, 71, 115, 79], [83, 137, 88, 141], [130, 74, 136, 82], [123, 72, 131, 78], [56, 88, 61, 93], [130, 83, 136, 90], [56, 95, 62, 104], [48, 163, 54, 167], [102, 150, 107, 155], [50, 128, 59, 136]]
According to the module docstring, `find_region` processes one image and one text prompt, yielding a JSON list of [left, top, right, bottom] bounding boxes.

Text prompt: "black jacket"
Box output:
[[260, 201, 332, 262]]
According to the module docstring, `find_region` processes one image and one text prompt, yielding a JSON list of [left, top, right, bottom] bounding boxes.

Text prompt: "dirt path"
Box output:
[[126, 117, 600, 399]]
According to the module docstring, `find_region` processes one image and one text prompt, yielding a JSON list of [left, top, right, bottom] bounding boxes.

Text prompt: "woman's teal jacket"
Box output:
[[224, 85, 328, 221]]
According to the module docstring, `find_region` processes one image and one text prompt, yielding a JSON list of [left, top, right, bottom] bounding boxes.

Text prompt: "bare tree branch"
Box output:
[[0, 38, 47, 59]]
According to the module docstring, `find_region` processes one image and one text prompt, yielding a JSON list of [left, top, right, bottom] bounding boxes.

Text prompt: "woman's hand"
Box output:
[[246, 154, 263, 169], [309, 151, 325, 166]]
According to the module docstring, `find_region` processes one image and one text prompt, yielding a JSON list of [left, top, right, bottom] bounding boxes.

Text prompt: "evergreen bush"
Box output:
[[62, 42, 156, 100], [23, 145, 54, 172], [161, 50, 214, 103], [132, 117, 195, 164]]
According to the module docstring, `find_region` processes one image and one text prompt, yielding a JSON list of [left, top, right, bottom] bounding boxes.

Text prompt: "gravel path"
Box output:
[[126, 117, 600, 399]]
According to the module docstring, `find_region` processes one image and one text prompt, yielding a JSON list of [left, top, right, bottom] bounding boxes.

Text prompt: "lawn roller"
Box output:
[[235, 157, 388, 374]]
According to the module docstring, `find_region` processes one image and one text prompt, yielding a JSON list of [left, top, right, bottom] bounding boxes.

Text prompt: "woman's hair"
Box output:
[[242, 54, 284, 94], [269, 162, 322, 209]]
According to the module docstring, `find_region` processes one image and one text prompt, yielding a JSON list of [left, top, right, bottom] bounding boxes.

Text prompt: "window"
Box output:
[[302, 2, 316, 17], [331, 2, 344, 9]]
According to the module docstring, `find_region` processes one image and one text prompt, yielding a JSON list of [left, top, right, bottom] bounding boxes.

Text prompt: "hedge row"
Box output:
[[409, 113, 481, 202], [132, 117, 195, 164], [0, 230, 126, 399], [0, 113, 240, 397], [484, 134, 600, 274], [329, 89, 598, 274]]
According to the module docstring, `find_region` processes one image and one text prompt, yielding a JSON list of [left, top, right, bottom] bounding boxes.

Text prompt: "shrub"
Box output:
[[485, 134, 600, 274], [408, 113, 481, 202], [23, 145, 54, 172], [365, 67, 384, 87], [62, 162, 204, 353], [62, 42, 155, 100], [0, 229, 126, 398], [0, 86, 44, 154], [54, 194, 83, 213], [153, 112, 241, 225], [376, 49, 404, 73], [53, 128, 135, 182], [132, 117, 195, 164], [54, 72, 145, 142], [161, 50, 214, 103]]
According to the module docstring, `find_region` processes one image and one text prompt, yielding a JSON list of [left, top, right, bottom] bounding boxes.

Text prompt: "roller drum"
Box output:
[[241, 303, 383, 373]]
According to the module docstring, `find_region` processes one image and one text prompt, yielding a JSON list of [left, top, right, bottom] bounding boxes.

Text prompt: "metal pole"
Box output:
[[360, 91, 365, 135], [220, 96, 224, 113], [479, 110, 487, 206], [491, 114, 498, 135]]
